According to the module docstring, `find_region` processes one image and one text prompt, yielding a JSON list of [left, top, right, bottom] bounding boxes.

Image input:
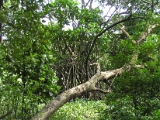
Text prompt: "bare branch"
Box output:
[[81, 0, 85, 8], [85, 0, 91, 7], [101, 7, 118, 26], [89, 0, 93, 9]]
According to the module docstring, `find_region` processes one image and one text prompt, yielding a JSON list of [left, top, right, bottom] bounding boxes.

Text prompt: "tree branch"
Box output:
[[120, 25, 136, 43], [32, 63, 143, 120], [85, 14, 132, 81]]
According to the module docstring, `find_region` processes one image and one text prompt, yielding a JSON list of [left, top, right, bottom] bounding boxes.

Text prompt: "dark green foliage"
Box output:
[[102, 66, 160, 120], [108, 39, 135, 68], [1, 0, 160, 119], [0, 0, 60, 119]]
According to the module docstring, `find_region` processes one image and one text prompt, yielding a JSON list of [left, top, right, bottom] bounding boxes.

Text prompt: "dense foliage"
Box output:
[[0, 0, 160, 119], [51, 99, 105, 120]]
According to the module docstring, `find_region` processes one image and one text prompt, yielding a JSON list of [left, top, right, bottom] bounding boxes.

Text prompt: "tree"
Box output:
[[1, 0, 160, 119], [31, 21, 159, 119], [0, 0, 60, 119]]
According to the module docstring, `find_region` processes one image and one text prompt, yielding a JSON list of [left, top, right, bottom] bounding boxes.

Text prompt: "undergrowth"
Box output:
[[50, 99, 106, 120]]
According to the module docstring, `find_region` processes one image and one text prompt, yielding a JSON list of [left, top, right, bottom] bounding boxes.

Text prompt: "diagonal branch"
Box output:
[[31, 63, 143, 120]]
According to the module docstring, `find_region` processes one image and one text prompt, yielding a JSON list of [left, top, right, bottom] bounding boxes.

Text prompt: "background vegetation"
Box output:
[[0, 0, 160, 119]]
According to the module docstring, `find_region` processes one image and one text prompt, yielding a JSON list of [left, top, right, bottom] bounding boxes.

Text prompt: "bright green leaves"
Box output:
[[48, 0, 79, 26], [51, 99, 106, 120], [79, 8, 102, 24], [45, 0, 103, 30], [0, 1, 61, 118]]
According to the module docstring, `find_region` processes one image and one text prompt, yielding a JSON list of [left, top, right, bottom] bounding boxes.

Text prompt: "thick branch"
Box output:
[[32, 8, 158, 120], [32, 64, 144, 120]]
